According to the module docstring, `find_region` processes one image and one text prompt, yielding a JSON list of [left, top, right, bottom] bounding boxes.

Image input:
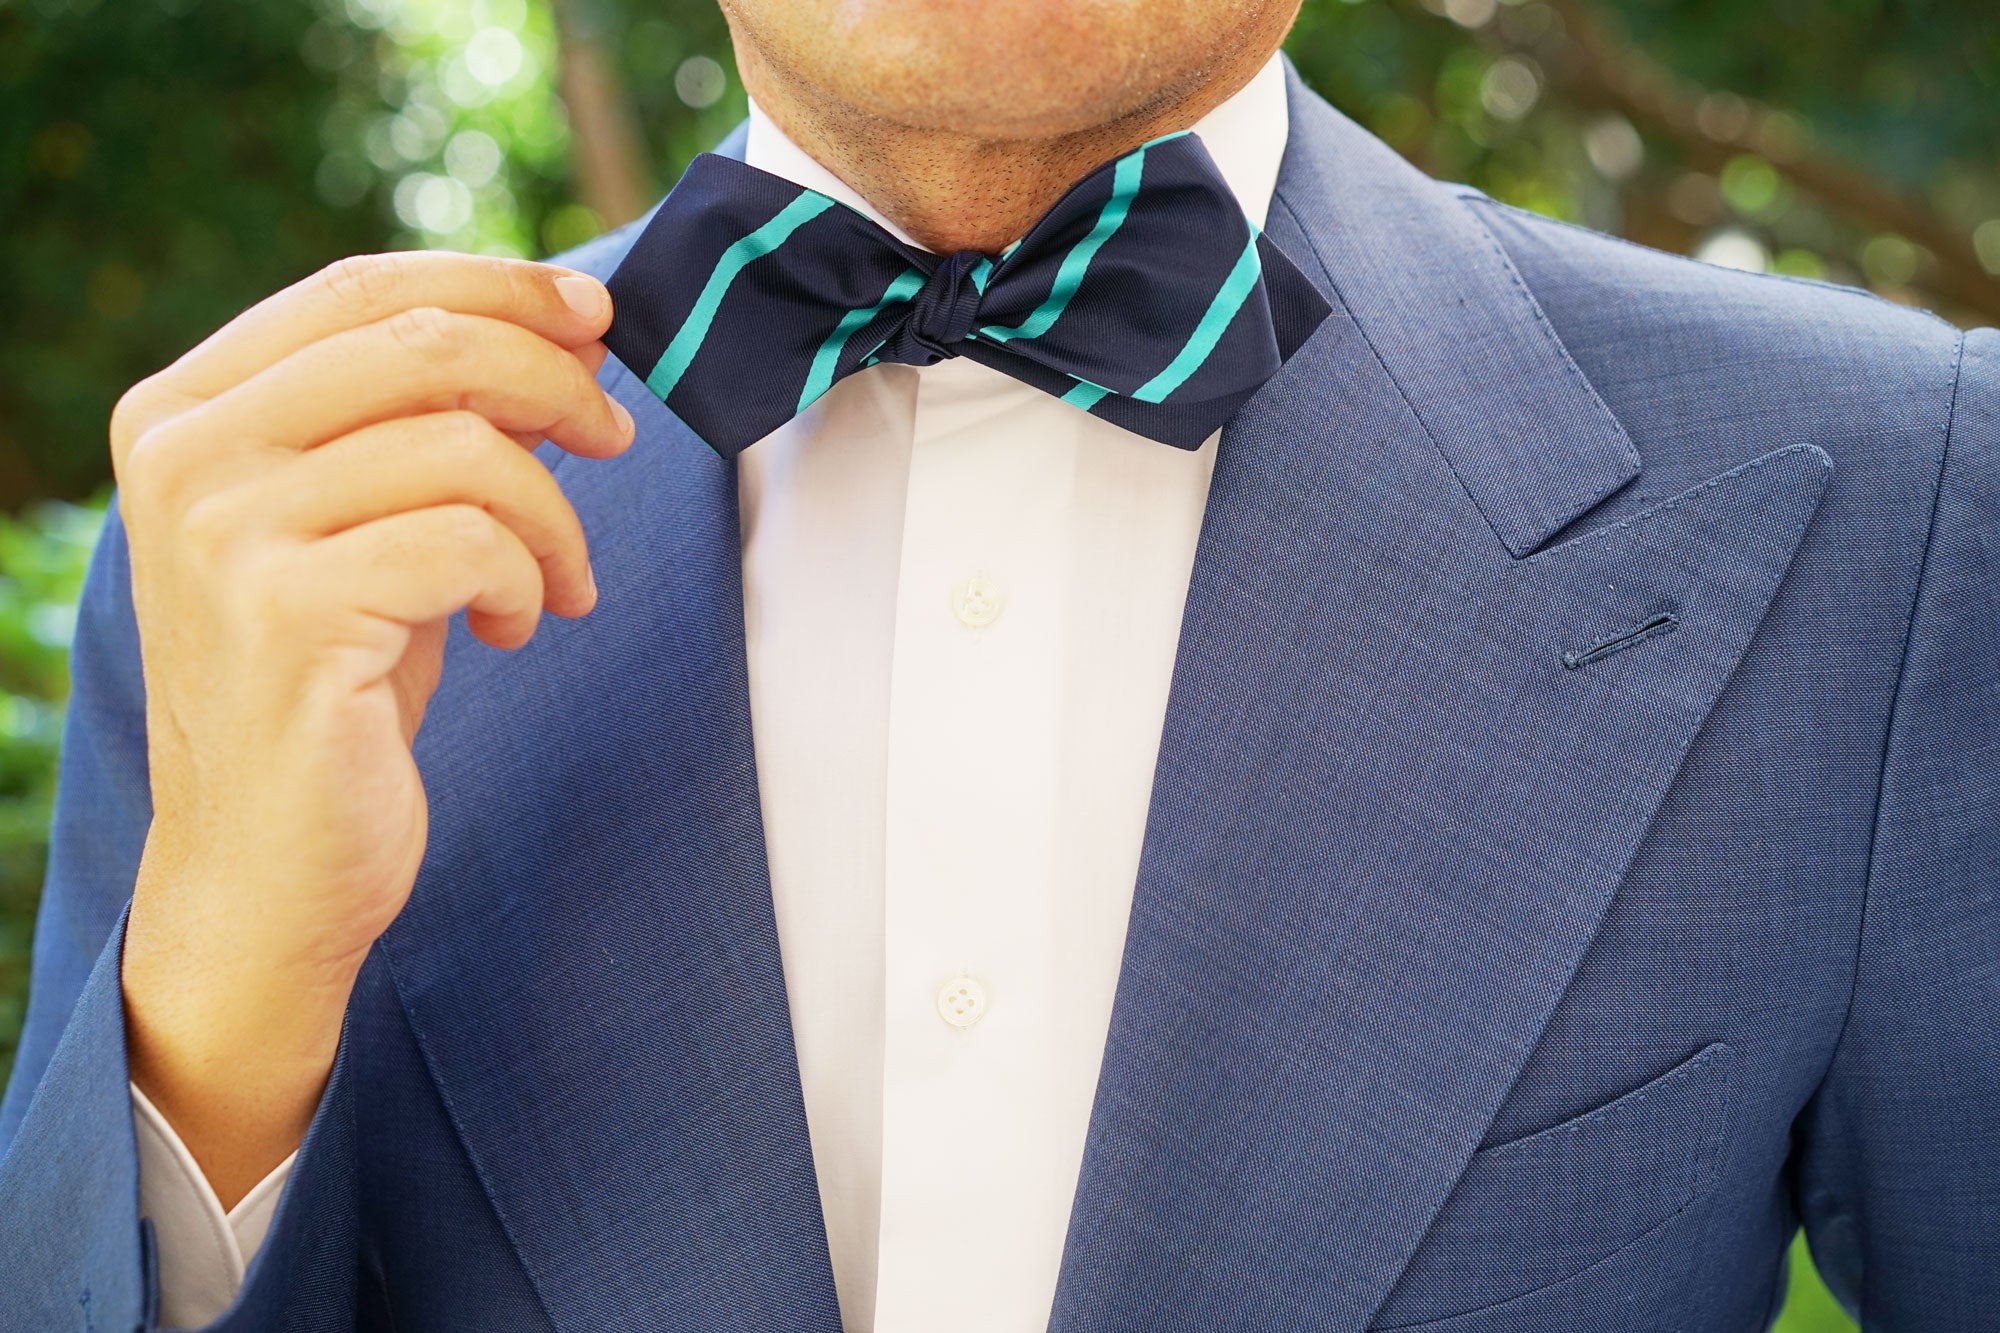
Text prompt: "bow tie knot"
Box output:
[[884, 249, 989, 366], [606, 130, 1330, 455]]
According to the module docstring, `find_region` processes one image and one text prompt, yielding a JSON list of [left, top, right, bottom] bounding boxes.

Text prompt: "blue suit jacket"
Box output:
[[3, 64, 1996, 1332]]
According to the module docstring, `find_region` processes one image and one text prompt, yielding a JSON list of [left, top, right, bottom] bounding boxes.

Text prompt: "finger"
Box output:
[[213, 412, 595, 618], [163, 253, 613, 404], [507, 341, 611, 450], [184, 309, 634, 461], [306, 503, 547, 651]]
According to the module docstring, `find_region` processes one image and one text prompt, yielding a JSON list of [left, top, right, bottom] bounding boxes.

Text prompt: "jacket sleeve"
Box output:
[[1797, 327, 2000, 1328], [0, 496, 363, 1332]]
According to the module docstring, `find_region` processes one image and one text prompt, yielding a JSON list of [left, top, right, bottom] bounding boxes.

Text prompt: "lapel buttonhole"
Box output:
[[1562, 607, 1681, 670]]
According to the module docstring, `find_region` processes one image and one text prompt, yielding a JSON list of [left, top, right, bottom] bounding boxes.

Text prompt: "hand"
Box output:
[[112, 252, 634, 1205]]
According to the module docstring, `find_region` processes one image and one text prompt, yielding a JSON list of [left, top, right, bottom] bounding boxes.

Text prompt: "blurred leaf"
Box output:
[[1775, 1231, 1861, 1332], [0, 496, 104, 1088]]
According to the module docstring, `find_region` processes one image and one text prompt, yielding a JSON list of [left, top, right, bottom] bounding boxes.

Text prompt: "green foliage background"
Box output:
[[5, 0, 1996, 1326]]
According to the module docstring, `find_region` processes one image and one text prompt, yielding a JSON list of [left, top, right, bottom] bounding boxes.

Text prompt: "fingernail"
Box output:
[[555, 275, 607, 318], [586, 560, 599, 602], [609, 396, 635, 439]]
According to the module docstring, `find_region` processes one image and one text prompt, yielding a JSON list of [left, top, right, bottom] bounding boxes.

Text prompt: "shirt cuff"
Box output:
[[131, 1081, 297, 1328]]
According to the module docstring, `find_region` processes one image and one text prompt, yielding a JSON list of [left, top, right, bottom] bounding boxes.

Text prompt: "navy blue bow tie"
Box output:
[[604, 130, 1332, 456]]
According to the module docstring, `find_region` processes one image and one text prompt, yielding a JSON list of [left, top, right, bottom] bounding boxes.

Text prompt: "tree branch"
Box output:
[[1550, 0, 2000, 322], [1456, 0, 2000, 325], [548, 0, 653, 229]]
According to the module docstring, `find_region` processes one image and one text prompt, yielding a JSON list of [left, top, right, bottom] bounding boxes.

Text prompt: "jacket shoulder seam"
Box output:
[[1454, 193, 1964, 339]]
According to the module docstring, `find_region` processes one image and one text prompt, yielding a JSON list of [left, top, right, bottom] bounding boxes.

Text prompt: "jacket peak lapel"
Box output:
[[1048, 68, 1831, 1333], [1264, 62, 1640, 560]]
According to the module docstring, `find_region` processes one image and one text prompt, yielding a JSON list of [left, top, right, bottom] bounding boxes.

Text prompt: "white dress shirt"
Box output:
[[135, 53, 1289, 1331]]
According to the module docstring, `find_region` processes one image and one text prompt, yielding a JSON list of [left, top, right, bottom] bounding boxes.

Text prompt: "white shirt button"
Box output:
[[951, 574, 1005, 629], [936, 975, 989, 1029]]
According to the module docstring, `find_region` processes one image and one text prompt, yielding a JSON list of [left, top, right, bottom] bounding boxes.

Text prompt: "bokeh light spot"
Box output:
[[1695, 91, 1751, 142], [1479, 57, 1540, 122], [389, 104, 448, 161], [466, 27, 525, 87], [1859, 234, 1921, 288], [343, 0, 395, 30], [445, 129, 504, 187], [1583, 115, 1643, 182], [1695, 228, 1770, 274], [1666, 172, 1722, 226], [27, 603, 77, 649], [442, 57, 497, 109], [675, 55, 727, 109], [542, 202, 606, 255], [1443, 0, 1496, 29], [1973, 219, 2000, 277], [1720, 155, 1782, 217], [394, 173, 474, 234], [1772, 249, 1827, 280]]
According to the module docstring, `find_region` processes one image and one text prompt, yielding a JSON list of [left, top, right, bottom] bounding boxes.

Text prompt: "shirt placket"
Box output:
[[873, 358, 1078, 1332]]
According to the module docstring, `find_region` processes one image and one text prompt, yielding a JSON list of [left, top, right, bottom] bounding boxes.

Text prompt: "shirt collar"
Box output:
[[743, 51, 1291, 252]]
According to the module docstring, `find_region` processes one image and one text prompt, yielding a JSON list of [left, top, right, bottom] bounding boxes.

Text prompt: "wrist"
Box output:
[[122, 937, 353, 1083], [122, 943, 350, 1208], [122, 918, 352, 1093], [120, 860, 359, 1206]]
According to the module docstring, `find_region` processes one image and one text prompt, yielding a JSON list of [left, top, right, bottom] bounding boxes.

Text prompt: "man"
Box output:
[[1, 0, 1994, 1327]]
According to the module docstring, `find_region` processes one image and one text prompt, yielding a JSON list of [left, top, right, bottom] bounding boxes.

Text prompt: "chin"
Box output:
[[729, 0, 1249, 140]]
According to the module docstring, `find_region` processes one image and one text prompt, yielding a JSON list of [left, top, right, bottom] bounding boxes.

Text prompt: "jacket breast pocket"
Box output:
[[1370, 1042, 1735, 1330]]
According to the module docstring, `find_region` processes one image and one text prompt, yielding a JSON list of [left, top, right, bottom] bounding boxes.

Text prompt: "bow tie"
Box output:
[[604, 130, 1331, 456]]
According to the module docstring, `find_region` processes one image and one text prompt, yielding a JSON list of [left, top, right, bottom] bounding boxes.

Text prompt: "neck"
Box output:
[[729, 37, 1286, 256]]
